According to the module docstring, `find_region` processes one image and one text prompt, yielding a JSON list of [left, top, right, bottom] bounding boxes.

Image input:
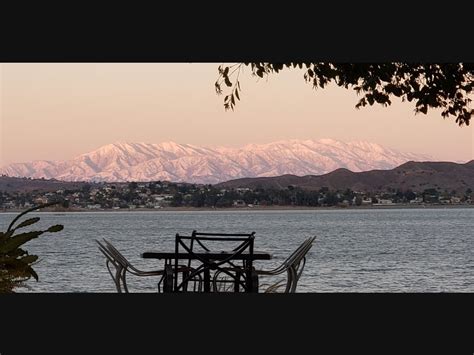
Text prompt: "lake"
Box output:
[[1, 208, 473, 292]]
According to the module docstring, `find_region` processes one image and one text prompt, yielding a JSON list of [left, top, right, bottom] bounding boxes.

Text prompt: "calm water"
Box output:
[[1, 208, 473, 292]]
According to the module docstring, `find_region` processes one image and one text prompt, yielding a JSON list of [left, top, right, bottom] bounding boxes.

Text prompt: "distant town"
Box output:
[[0, 179, 472, 211]]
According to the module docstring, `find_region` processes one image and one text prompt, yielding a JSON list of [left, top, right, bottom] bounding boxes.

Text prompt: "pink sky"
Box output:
[[0, 63, 472, 166]]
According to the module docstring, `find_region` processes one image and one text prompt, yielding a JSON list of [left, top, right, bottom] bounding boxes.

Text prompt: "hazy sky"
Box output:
[[1, 63, 472, 166]]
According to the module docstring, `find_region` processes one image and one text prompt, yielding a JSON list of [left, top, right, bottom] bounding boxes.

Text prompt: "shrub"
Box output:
[[0, 202, 64, 293]]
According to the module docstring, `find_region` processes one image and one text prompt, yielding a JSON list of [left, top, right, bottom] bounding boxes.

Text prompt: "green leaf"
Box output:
[[5, 248, 27, 258], [3, 230, 15, 239], [15, 217, 40, 229], [0, 231, 44, 254], [19, 255, 39, 264], [26, 265, 39, 281], [47, 225, 64, 233]]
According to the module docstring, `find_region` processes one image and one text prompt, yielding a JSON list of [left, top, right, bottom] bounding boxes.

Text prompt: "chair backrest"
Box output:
[[261, 236, 315, 293], [190, 230, 256, 251], [286, 236, 315, 292], [173, 231, 255, 292], [101, 239, 137, 272], [97, 238, 165, 293], [96, 239, 127, 292], [286, 236, 315, 268]]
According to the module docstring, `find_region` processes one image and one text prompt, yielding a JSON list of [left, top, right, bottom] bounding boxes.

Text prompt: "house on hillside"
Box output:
[[35, 196, 49, 204], [236, 188, 250, 194], [361, 198, 372, 205], [374, 199, 393, 205], [233, 199, 246, 207], [86, 204, 102, 210], [450, 196, 461, 204]]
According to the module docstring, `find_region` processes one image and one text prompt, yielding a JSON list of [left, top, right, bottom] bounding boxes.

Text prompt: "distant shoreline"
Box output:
[[1, 204, 473, 213]]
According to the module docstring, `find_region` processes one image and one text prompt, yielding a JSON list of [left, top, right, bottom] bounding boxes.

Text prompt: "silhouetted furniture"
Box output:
[[175, 231, 255, 292], [97, 239, 200, 293], [141, 249, 272, 292], [257, 236, 316, 293], [141, 231, 272, 292]]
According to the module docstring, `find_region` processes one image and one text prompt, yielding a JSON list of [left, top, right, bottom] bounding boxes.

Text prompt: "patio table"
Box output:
[[141, 251, 272, 292]]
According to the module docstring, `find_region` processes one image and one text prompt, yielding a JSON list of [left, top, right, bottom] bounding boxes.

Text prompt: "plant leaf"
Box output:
[[19, 255, 39, 264], [47, 225, 64, 233], [15, 217, 41, 229], [26, 265, 39, 281], [0, 231, 44, 254]]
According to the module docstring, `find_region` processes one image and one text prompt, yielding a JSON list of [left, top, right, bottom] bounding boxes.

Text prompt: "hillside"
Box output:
[[215, 161, 474, 193], [0, 176, 93, 193]]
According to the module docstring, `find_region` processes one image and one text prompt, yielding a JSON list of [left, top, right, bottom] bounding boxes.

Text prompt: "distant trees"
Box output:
[[422, 188, 439, 203], [404, 190, 416, 202], [170, 193, 183, 207], [81, 183, 91, 194], [215, 63, 473, 125], [323, 191, 339, 206]]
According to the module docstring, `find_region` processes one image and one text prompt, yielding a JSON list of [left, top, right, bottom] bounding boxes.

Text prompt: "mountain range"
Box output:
[[0, 139, 433, 184]]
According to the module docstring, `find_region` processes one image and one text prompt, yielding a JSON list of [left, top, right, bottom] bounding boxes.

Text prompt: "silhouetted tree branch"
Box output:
[[215, 63, 473, 126]]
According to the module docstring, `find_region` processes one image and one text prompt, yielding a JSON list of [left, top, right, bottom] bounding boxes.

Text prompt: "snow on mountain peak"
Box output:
[[0, 139, 433, 184]]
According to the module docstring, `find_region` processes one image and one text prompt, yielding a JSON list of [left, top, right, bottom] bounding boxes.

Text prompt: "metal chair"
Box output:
[[257, 236, 316, 293], [173, 231, 255, 292], [96, 239, 199, 293]]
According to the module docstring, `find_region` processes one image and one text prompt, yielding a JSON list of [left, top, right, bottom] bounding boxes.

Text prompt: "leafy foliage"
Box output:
[[0, 203, 64, 293], [215, 63, 473, 125]]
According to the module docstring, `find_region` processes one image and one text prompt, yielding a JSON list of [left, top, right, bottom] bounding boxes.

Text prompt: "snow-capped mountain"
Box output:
[[0, 139, 433, 184]]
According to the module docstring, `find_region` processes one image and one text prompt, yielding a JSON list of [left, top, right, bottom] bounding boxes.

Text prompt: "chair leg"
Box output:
[[289, 267, 298, 293], [121, 271, 129, 293], [114, 268, 123, 293]]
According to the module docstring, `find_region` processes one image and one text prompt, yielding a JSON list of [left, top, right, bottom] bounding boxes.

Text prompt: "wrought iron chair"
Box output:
[[173, 231, 255, 292], [257, 236, 316, 293], [96, 239, 200, 293]]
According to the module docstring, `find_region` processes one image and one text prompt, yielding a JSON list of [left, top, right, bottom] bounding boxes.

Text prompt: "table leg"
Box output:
[[245, 267, 258, 293], [164, 264, 174, 293], [203, 269, 211, 293], [251, 267, 259, 293], [233, 270, 241, 292]]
